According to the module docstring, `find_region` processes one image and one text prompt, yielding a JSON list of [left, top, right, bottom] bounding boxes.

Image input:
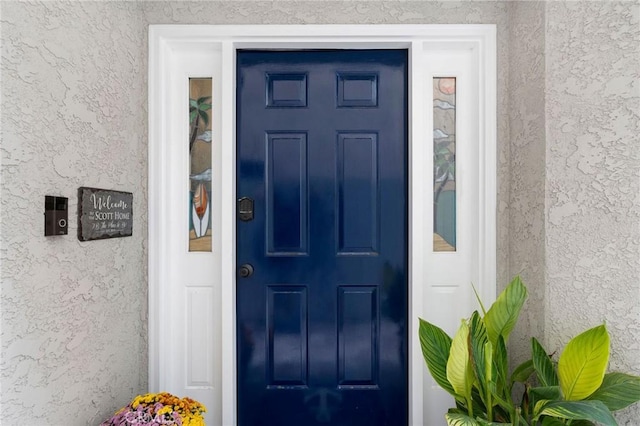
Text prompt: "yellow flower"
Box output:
[[125, 392, 205, 424], [158, 405, 173, 416]]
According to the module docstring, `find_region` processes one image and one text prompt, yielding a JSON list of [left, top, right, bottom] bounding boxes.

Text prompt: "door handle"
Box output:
[[238, 263, 254, 278]]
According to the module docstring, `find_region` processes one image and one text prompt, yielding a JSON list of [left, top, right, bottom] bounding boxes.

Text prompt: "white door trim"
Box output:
[[148, 24, 496, 426]]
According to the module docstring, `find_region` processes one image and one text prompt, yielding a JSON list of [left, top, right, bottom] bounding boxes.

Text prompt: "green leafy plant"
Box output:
[[419, 276, 640, 426]]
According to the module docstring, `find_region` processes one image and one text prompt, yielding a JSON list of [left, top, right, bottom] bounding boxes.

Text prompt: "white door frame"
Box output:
[[148, 24, 496, 426]]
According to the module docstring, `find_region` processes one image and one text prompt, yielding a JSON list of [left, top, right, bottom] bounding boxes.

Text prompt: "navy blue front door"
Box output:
[[236, 50, 407, 426]]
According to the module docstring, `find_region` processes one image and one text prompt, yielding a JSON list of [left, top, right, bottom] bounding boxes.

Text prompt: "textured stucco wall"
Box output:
[[506, 0, 546, 368], [1, 1, 148, 425], [545, 1, 640, 424]]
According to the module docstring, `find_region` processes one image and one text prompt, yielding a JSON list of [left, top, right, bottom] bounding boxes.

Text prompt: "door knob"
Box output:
[[238, 263, 254, 278]]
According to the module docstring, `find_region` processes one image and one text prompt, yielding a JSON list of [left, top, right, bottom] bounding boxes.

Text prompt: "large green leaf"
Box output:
[[534, 400, 616, 426], [587, 372, 640, 411], [445, 413, 482, 426], [419, 318, 455, 396], [481, 340, 496, 421], [540, 418, 596, 426], [447, 319, 474, 401], [530, 386, 562, 410], [532, 337, 558, 387], [492, 335, 508, 398], [490, 336, 513, 421], [484, 276, 527, 346], [469, 389, 490, 417], [558, 325, 609, 400], [475, 418, 513, 426], [530, 386, 562, 401], [487, 388, 513, 420], [469, 312, 489, 400], [510, 359, 534, 385], [539, 417, 566, 426], [484, 339, 493, 375], [446, 411, 513, 426]]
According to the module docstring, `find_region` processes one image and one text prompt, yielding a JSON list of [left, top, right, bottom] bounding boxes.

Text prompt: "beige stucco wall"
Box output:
[[1, 2, 148, 424], [506, 0, 547, 368], [1, 1, 637, 425], [544, 2, 640, 423]]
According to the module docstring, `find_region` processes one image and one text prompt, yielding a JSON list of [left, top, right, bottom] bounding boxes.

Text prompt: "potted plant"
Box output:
[[419, 276, 640, 425], [100, 392, 206, 426]]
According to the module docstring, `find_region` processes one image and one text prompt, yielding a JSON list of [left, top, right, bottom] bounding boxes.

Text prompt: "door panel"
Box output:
[[237, 50, 407, 426], [337, 286, 378, 386], [266, 132, 308, 255], [337, 133, 379, 254], [267, 286, 308, 386]]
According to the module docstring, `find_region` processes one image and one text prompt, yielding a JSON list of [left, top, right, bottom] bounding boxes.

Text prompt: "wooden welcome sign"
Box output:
[[78, 187, 133, 241]]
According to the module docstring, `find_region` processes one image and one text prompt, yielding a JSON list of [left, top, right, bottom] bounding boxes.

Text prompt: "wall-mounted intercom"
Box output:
[[44, 195, 68, 236]]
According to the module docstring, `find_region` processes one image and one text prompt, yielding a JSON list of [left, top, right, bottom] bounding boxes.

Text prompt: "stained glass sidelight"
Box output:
[[189, 78, 212, 252], [433, 77, 456, 252]]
